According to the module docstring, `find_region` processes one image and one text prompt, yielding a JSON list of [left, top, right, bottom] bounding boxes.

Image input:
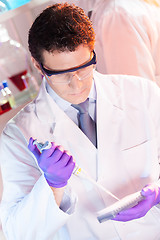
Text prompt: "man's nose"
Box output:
[[69, 73, 82, 88]]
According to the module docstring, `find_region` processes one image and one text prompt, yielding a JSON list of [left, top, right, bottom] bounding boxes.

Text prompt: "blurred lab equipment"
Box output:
[[0, 1, 8, 14], [0, 24, 40, 108], [0, 83, 11, 115], [21, 72, 39, 100], [0, 24, 30, 93], [2, 80, 15, 108], [6, 0, 31, 10]]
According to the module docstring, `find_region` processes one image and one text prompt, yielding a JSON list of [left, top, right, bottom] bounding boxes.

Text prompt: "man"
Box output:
[[1, 3, 160, 240]]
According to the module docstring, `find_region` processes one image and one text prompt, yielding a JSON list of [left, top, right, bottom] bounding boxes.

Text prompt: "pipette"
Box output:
[[33, 140, 119, 201], [73, 164, 119, 200]]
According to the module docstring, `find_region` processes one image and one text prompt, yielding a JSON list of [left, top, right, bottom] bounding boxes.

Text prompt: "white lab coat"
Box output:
[[1, 71, 160, 240], [90, 0, 160, 86]]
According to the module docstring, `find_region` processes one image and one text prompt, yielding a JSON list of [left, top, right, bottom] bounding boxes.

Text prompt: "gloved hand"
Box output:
[[112, 183, 160, 222], [28, 137, 75, 188]]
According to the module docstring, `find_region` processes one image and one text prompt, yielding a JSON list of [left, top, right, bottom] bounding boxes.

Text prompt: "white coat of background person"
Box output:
[[69, 0, 160, 86], [1, 3, 160, 240], [91, 0, 160, 86]]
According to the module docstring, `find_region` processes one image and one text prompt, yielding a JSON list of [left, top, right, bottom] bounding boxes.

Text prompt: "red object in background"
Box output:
[[0, 101, 11, 115], [9, 70, 28, 91]]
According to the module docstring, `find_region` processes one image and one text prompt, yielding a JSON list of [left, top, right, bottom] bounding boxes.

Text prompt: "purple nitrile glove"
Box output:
[[28, 137, 75, 188], [112, 183, 160, 222]]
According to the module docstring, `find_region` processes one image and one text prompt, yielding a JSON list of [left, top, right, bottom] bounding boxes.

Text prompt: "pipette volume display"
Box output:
[[33, 139, 52, 153]]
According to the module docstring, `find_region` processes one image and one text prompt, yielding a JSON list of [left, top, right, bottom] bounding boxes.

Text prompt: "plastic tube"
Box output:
[[73, 164, 119, 200]]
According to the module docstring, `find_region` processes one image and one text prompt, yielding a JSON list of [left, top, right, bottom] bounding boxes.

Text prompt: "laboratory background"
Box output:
[[1, 0, 160, 239]]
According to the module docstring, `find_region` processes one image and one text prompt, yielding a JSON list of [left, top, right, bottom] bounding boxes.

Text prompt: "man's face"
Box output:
[[41, 45, 94, 104]]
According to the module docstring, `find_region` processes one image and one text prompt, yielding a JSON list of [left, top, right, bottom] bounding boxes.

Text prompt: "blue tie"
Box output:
[[72, 99, 97, 147]]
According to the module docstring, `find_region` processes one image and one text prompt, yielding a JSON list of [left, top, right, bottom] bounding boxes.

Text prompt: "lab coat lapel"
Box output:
[[94, 73, 124, 182]]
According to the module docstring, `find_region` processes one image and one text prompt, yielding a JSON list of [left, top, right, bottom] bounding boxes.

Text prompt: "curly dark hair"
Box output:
[[28, 3, 95, 64]]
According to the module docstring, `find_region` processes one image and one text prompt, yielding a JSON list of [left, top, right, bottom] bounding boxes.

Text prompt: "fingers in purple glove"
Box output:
[[112, 199, 147, 221], [49, 146, 65, 162], [45, 154, 75, 188], [39, 146, 65, 169], [28, 137, 41, 159], [141, 184, 158, 197], [45, 159, 75, 188], [55, 151, 72, 167], [28, 137, 35, 151], [141, 184, 160, 205], [47, 152, 75, 176], [28, 139, 75, 188], [58, 156, 75, 179]]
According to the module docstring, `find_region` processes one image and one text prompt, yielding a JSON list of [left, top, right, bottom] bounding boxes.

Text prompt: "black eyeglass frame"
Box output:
[[40, 50, 97, 76]]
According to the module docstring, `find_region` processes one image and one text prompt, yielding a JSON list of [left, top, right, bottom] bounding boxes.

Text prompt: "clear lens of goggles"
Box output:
[[48, 65, 94, 84]]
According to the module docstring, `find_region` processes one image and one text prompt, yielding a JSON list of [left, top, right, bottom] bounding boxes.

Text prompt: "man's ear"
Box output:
[[31, 57, 43, 75]]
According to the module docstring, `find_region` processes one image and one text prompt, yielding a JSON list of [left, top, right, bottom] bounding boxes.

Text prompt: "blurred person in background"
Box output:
[[68, 0, 160, 86]]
